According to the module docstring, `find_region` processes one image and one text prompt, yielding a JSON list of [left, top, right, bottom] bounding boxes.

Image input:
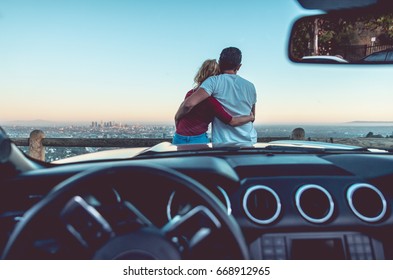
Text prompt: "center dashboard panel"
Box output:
[[250, 231, 384, 260], [220, 153, 393, 260]]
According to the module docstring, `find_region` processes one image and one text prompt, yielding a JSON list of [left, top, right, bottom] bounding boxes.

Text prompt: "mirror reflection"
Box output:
[[290, 11, 393, 63]]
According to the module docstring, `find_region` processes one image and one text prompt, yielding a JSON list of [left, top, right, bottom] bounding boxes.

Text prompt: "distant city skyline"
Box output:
[[2, 118, 393, 128]]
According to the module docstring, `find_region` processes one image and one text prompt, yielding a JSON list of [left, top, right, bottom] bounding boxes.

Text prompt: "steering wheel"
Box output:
[[2, 163, 249, 259]]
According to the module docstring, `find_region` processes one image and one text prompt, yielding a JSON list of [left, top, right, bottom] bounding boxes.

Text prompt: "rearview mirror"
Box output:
[[289, 10, 393, 64]]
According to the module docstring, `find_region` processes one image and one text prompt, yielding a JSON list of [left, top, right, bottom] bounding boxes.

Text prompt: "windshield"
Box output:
[[1, 0, 392, 162]]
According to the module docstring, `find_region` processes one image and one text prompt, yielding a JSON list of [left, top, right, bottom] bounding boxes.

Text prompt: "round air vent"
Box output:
[[347, 183, 387, 223], [243, 185, 281, 225], [295, 184, 334, 223]]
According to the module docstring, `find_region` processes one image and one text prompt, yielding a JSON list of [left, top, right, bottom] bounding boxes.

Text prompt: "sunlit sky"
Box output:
[[0, 0, 391, 125]]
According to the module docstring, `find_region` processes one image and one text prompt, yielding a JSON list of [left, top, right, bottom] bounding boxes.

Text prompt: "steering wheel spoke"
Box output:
[[162, 205, 221, 255], [60, 196, 114, 249], [97, 200, 153, 234]]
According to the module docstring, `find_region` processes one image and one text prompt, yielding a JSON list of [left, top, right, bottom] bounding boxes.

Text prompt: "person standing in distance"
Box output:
[[175, 47, 257, 144]]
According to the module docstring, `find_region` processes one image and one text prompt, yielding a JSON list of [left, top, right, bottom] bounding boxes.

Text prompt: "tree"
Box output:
[[290, 18, 315, 60], [290, 12, 393, 60]]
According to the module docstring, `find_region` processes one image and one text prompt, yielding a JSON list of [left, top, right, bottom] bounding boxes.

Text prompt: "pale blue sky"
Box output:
[[0, 0, 391, 124]]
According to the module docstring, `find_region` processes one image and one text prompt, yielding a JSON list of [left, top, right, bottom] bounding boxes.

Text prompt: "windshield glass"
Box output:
[[1, 0, 392, 162]]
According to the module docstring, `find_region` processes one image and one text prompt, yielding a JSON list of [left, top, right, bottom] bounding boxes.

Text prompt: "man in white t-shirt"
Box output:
[[175, 47, 257, 143]]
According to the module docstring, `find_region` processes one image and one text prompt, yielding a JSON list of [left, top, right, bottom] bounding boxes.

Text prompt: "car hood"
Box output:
[[51, 140, 371, 164], [52, 147, 149, 164]]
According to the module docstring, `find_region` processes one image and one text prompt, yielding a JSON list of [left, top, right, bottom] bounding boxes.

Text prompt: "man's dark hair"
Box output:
[[219, 47, 242, 71]]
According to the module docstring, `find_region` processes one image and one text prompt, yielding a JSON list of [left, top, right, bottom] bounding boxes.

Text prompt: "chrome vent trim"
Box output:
[[243, 185, 281, 225], [295, 184, 334, 224], [347, 183, 387, 223]]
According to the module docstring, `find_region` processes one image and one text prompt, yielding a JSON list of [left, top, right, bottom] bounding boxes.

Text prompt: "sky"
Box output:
[[0, 0, 391, 125]]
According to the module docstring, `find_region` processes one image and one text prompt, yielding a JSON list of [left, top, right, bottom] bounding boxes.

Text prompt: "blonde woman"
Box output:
[[173, 59, 254, 145]]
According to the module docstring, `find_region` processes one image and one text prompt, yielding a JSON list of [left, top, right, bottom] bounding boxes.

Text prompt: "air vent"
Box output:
[[347, 183, 387, 223], [295, 184, 334, 223], [243, 185, 281, 225]]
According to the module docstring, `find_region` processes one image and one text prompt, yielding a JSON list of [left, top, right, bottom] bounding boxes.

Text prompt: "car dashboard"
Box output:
[[0, 151, 393, 260]]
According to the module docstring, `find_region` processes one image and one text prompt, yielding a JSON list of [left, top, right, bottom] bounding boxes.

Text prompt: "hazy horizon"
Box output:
[[2, 119, 393, 127]]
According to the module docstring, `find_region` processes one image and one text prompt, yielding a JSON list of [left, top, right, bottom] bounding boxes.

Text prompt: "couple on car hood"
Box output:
[[174, 47, 257, 145]]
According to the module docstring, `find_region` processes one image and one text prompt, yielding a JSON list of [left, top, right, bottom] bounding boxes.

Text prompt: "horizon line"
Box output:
[[2, 119, 393, 127]]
